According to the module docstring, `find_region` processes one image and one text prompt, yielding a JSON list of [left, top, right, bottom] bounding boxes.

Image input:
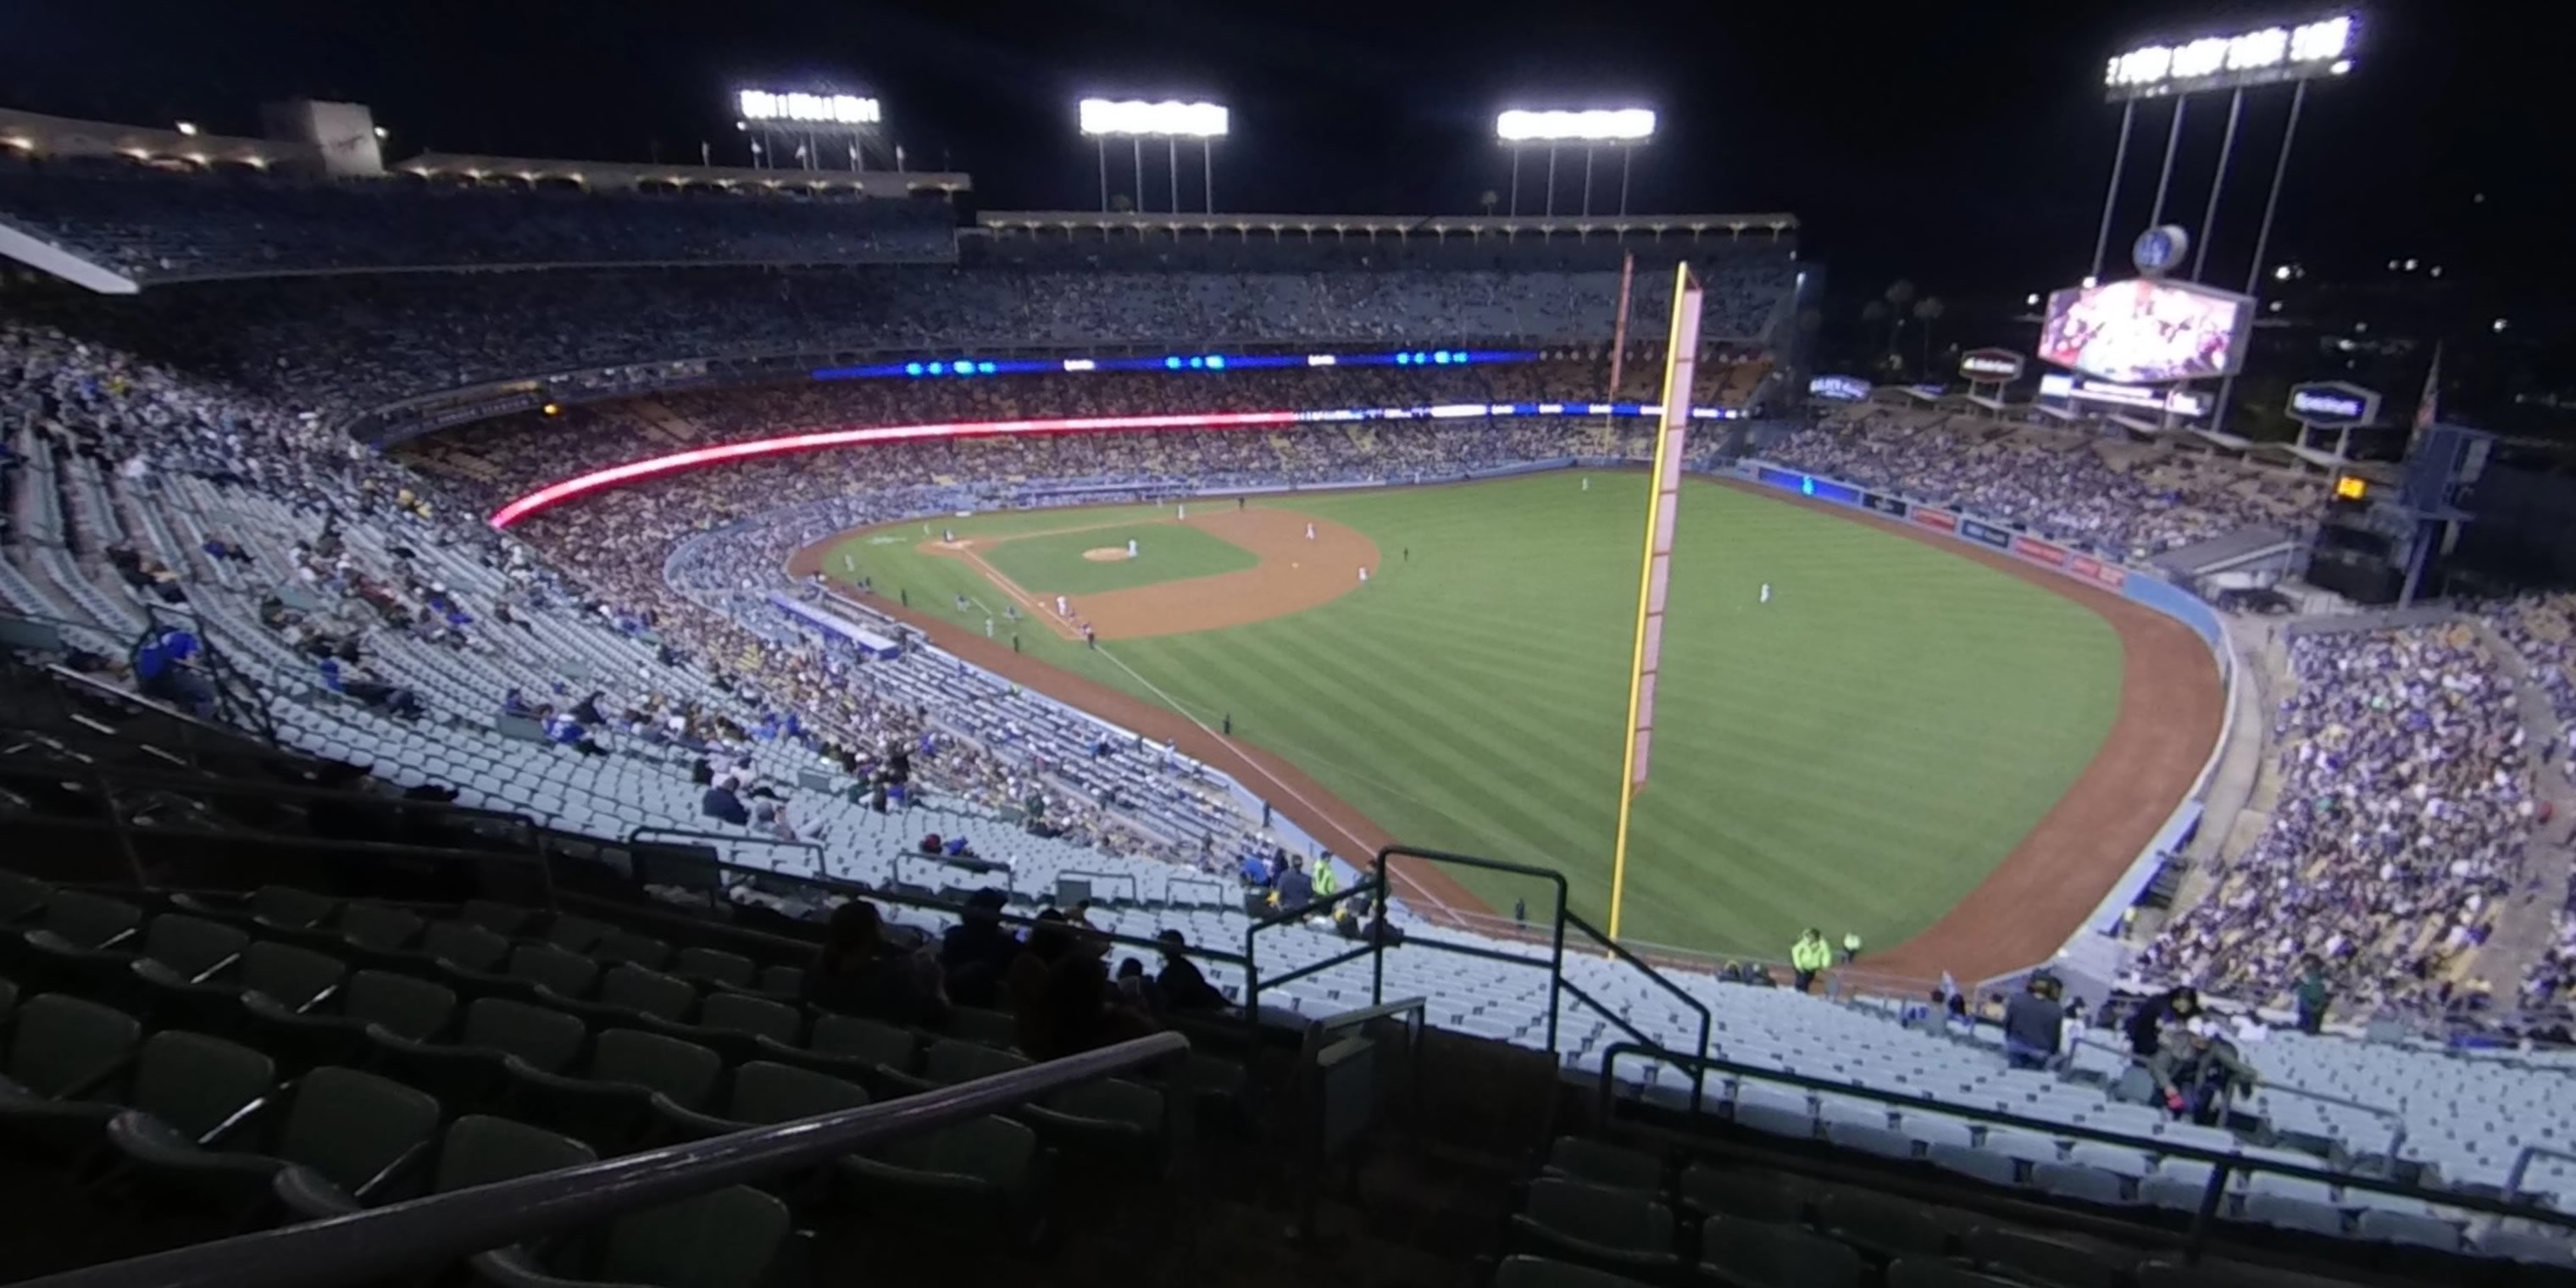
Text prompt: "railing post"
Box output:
[[1546, 886, 1566, 1058], [97, 774, 153, 891], [2185, 1161, 2233, 1264], [1368, 851, 1388, 1008]]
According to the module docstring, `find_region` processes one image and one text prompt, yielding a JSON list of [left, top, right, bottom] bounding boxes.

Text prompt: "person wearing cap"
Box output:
[[2151, 1015, 2260, 1121]]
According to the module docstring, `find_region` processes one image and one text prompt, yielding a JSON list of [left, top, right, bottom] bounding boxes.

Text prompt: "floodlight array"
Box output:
[[1494, 108, 1656, 142], [2105, 14, 2353, 97], [1078, 99, 1230, 138], [736, 91, 880, 125]]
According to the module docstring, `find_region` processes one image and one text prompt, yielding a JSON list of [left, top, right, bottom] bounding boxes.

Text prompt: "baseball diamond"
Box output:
[[791, 469, 2219, 969]]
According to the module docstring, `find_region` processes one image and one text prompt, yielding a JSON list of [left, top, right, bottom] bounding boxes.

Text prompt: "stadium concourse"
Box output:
[[0, 150, 2573, 1278]]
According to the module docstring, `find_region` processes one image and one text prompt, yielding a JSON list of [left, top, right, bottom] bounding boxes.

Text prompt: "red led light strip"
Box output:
[[486, 409, 1303, 528]]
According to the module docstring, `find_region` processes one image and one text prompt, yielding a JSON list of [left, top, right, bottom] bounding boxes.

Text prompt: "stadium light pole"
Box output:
[[1079, 99, 1230, 214], [2191, 88, 2246, 280], [2148, 98, 2187, 226], [733, 89, 884, 173], [1498, 109, 1656, 219]]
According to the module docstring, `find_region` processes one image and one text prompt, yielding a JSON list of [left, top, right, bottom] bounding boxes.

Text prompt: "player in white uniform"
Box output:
[[1760, 583, 1772, 604]]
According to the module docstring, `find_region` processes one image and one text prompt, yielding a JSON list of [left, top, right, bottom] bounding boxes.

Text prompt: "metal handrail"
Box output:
[[1241, 876, 1383, 1017], [1568, 909, 1713, 1113], [1057, 869, 1141, 904], [1372, 844, 1568, 1055], [2503, 1146, 2576, 1214], [625, 825, 824, 881], [13, 1031, 1190, 1288], [1592, 1041, 2576, 1259]]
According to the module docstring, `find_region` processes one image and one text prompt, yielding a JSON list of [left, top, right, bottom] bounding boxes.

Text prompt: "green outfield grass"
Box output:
[[980, 521, 1257, 597], [824, 474, 2124, 957]]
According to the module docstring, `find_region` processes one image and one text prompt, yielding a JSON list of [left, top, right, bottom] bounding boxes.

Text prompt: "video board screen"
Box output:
[[2038, 277, 2252, 384]]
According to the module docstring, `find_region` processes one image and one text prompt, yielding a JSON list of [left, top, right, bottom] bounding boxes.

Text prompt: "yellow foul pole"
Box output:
[[1607, 261, 1704, 941]]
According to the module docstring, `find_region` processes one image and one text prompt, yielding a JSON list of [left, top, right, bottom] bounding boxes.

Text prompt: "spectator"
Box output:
[[1155, 930, 1230, 1013], [2126, 986, 2199, 1058], [1274, 855, 1314, 912], [2291, 954, 2333, 1035], [939, 888, 1020, 1008], [804, 900, 948, 1028], [2002, 974, 2067, 1071], [133, 625, 214, 718], [700, 778, 749, 826]]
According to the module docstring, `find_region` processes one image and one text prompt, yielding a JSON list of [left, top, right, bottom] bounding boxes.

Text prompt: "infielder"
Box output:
[[1056, 594, 1069, 617]]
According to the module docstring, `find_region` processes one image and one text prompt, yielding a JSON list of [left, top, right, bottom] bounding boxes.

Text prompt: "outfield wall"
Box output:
[[1729, 458, 2240, 994]]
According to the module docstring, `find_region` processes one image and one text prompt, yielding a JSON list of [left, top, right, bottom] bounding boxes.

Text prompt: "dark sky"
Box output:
[[2, 0, 2556, 312]]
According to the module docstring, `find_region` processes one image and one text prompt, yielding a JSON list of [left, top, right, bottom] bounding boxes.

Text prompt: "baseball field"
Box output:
[[798, 470, 2166, 964]]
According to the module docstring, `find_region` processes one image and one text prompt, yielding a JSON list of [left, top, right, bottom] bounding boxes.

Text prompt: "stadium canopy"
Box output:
[[397, 153, 968, 197], [975, 211, 1796, 240]]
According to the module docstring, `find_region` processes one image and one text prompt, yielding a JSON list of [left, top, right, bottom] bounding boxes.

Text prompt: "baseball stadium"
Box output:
[[5, 11, 2576, 1285]]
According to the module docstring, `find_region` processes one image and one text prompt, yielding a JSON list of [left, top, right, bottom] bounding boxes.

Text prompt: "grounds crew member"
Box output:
[[1841, 931, 1863, 964], [1789, 929, 1833, 993]]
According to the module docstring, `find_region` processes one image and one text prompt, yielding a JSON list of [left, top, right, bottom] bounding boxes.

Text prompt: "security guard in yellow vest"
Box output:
[[1790, 929, 1833, 993]]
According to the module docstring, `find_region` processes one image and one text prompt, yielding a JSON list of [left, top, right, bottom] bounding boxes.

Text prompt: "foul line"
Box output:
[[952, 547, 1084, 641], [1090, 642, 1463, 922]]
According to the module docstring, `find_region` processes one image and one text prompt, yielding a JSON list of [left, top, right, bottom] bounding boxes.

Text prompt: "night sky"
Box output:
[[1, 1, 2556, 318]]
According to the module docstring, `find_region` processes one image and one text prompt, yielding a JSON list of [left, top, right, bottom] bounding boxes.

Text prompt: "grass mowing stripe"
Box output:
[[849, 472, 2126, 956]]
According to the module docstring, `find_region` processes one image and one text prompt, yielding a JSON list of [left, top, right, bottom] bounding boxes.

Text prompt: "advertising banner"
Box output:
[[1861, 491, 1909, 519], [2068, 555, 2129, 591], [1914, 508, 1958, 533], [2287, 381, 2382, 427], [1960, 519, 2013, 549], [1960, 348, 2026, 382], [2012, 535, 2070, 567]]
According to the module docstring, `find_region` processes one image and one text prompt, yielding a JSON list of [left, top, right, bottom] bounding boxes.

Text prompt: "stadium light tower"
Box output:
[[731, 88, 885, 171], [1078, 98, 1229, 214], [2079, 12, 2357, 435], [1496, 108, 1655, 218]]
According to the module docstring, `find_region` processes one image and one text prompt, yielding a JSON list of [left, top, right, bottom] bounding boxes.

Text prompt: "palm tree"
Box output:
[[1912, 297, 1946, 378], [1109, 192, 1134, 214], [1883, 280, 1917, 359], [1480, 190, 1501, 217]]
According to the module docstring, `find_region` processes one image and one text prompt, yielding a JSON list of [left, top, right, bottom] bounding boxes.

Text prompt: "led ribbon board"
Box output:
[[489, 401, 1752, 527]]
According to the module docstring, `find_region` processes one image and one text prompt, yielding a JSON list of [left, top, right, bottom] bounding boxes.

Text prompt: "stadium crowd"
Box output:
[[2467, 592, 2576, 1016], [0, 164, 958, 279], [2135, 625, 2532, 1017], [1763, 405, 2323, 562]]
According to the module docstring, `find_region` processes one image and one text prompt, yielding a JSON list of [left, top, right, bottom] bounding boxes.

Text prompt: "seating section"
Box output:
[[1762, 406, 2325, 562], [0, 869, 1216, 1280]]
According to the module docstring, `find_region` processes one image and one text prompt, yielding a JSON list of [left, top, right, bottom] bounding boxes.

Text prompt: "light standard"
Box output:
[[1496, 108, 1655, 218], [1078, 99, 1230, 214]]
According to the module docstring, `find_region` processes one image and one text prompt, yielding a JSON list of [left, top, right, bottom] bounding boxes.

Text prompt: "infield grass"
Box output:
[[826, 473, 2124, 958], [981, 522, 1257, 597]]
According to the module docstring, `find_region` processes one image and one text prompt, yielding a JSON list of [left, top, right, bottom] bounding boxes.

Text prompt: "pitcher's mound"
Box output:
[[1083, 547, 1134, 563]]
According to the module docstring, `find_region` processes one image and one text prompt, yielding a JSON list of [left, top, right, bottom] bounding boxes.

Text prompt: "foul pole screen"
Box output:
[[1607, 261, 1703, 940]]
